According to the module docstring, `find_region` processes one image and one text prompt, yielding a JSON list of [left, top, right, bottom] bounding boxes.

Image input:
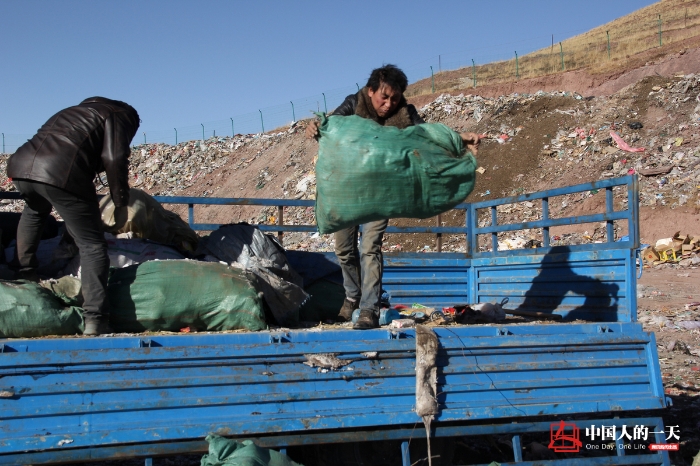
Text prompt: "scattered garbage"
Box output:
[[303, 353, 352, 370], [610, 131, 645, 153], [642, 231, 700, 267]]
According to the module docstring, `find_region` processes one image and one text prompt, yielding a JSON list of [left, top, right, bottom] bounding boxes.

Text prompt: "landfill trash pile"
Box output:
[[125, 124, 302, 197], [419, 74, 700, 210], [1, 74, 698, 257], [407, 75, 699, 256]]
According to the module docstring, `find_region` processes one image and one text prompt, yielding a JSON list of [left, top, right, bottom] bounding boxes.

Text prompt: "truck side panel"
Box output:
[[0, 323, 664, 463]]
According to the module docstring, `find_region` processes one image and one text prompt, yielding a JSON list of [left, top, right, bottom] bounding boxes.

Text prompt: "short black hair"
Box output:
[[366, 64, 408, 93]]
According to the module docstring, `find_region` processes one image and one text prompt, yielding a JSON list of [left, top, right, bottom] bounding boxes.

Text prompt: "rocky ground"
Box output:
[[1, 45, 700, 465]]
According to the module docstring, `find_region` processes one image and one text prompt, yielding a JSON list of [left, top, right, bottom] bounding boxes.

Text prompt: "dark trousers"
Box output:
[[334, 219, 388, 312], [13, 180, 109, 320]]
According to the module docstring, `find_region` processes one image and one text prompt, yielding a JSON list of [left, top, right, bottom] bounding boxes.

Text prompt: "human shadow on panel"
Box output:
[[515, 246, 620, 322]]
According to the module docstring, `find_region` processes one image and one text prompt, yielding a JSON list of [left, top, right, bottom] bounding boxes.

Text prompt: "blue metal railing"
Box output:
[[1, 175, 638, 257], [468, 175, 639, 257], [150, 175, 638, 257]]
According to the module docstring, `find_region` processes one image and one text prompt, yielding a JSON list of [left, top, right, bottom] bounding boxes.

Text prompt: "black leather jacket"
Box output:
[[332, 91, 425, 125], [8, 97, 139, 207]]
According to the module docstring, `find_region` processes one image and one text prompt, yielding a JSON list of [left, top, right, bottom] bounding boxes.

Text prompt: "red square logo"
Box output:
[[549, 420, 582, 452]]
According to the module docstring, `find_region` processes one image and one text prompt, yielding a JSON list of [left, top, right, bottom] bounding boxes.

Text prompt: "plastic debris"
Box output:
[[610, 131, 645, 152]]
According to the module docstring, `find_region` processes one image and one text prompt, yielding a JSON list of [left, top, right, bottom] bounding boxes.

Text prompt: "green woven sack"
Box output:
[[108, 260, 267, 332], [0, 280, 83, 337], [315, 114, 477, 234], [201, 434, 302, 466]]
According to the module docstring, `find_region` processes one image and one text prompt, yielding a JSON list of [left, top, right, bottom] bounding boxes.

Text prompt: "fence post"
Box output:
[[658, 14, 662, 47], [472, 59, 476, 88], [201, 124, 205, 140], [559, 42, 564, 70], [606, 31, 610, 59], [290, 101, 296, 122], [430, 66, 435, 93], [439, 54, 441, 73], [259, 110, 265, 133], [143, 132, 146, 144], [230, 118, 234, 137], [515, 51, 519, 79], [1, 133, 4, 153], [321, 93, 328, 113], [174, 128, 177, 145], [356, 83, 360, 92], [277, 206, 284, 244]]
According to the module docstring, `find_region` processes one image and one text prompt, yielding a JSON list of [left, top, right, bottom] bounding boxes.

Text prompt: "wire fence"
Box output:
[[2, 5, 698, 153]]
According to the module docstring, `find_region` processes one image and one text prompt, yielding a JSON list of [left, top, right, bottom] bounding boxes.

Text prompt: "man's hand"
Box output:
[[460, 132, 485, 155], [305, 120, 320, 140]]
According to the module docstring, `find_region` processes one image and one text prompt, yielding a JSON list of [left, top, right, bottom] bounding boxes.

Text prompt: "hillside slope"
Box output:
[[1, 49, 698, 253]]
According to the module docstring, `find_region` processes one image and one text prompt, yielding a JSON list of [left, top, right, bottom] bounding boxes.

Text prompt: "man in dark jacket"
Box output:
[[7, 97, 140, 335], [306, 65, 481, 329]]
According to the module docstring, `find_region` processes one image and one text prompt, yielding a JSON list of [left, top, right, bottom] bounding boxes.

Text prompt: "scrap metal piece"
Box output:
[[303, 353, 352, 370]]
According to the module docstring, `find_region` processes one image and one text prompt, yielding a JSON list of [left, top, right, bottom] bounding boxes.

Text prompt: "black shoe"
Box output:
[[353, 309, 379, 330], [336, 298, 359, 322], [83, 318, 114, 336]]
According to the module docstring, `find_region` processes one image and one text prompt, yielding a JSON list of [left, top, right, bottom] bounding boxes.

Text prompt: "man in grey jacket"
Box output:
[[7, 97, 139, 335], [307, 65, 481, 329]]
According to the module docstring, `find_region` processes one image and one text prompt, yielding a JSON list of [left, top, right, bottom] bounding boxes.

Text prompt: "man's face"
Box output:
[[367, 83, 402, 118]]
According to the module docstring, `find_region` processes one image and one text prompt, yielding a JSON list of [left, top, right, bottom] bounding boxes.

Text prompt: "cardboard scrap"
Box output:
[[643, 231, 699, 266]]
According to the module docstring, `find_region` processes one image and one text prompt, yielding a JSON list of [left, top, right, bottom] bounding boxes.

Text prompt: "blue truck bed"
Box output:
[[0, 176, 672, 465]]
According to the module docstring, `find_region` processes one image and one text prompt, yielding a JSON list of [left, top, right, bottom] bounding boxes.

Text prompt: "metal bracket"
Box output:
[[636, 248, 643, 279], [0, 344, 27, 353], [512, 434, 523, 462], [597, 325, 614, 333], [139, 339, 152, 348], [497, 328, 512, 336], [389, 331, 406, 340], [269, 333, 289, 344]]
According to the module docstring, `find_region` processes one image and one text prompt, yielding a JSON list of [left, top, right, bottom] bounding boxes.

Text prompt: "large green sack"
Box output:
[[298, 278, 345, 322], [315, 113, 477, 234], [201, 434, 303, 466], [108, 260, 267, 333], [0, 280, 83, 337]]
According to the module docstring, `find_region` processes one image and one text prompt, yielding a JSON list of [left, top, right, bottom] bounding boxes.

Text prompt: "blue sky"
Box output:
[[0, 0, 657, 150]]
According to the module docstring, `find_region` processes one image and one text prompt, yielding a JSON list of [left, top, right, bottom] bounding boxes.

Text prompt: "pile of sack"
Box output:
[[0, 189, 309, 338]]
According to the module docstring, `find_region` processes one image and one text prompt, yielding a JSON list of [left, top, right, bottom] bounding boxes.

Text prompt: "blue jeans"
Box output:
[[334, 219, 388, 312]]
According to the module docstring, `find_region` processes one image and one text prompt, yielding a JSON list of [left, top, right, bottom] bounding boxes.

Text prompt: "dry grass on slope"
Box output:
[[407, 0, 700, 97]]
